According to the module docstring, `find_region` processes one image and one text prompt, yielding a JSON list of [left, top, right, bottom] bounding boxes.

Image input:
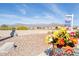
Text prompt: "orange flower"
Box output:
[[69, 37, 74, 41], [72, 38, 78, 44], [58, 38, 65, 45]]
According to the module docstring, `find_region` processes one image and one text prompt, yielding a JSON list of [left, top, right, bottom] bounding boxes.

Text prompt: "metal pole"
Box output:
[[71, 14, 74, 31]]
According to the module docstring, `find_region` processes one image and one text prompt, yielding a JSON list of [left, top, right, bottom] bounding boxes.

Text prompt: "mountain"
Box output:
[[11, 23, 64, 27]]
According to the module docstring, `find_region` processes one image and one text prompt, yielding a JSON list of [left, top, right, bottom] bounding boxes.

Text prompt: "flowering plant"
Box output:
[[45, 27, 78, 48], [45, 27, 78, 56]]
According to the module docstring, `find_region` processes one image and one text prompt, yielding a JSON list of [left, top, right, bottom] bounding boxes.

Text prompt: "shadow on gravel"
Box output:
[[0, 36, 13, 41]]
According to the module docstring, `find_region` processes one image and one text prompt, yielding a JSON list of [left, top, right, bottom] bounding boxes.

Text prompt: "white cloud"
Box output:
[[32, 16, 41, 19], [22, 4, 28, 8], [44, 4, 67, 17], [0, 14, 27, 20], [19, 9, 26, 15], [0, 14, 32, 24], [52, 4, 66, 16], [0, 14, 19, 18], [43, 13, 55, 19], [15, 4, 28, 15], [0, 12, 62, 24]]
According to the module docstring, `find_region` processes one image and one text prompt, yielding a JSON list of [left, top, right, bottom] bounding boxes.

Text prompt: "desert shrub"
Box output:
[[16, 26, 29, 30], [0, 24, 29, 30], [0, 24, 12, 30]]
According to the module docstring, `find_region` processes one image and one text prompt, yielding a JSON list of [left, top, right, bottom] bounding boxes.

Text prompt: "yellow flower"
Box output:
[[65, 33, 70, 39], [45, 35, 53, 44], [53, 30, 59, 38], [59, 27, 67, 34]]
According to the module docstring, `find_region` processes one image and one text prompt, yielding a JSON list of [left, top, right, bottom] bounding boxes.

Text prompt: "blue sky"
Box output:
[[0, 3, 79, 26]]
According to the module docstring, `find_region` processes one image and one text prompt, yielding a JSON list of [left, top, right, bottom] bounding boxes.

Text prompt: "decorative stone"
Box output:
[[54, 48, 63, 56], [0, 42, 15, 53], [64, 46, 74, 56]]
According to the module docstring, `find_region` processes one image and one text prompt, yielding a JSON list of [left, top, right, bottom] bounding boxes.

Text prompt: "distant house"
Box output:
[[27, 24, 64, 30], [0, 23, 65, 30]]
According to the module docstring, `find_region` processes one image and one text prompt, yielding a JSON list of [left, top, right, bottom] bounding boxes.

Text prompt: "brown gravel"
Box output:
[[0, 30, 49, 56]]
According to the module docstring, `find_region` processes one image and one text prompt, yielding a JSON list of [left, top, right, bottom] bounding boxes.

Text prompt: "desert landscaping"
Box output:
[[0, 30, 51, 56]]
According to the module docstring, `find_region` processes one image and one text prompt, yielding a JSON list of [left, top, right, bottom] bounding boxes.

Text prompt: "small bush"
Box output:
[[16, 26, 29, 30], [0, 24, 12, 30], [0, 24, 29, 30]]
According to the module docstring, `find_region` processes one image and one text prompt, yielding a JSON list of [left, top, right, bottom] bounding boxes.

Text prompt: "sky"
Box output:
[[0, 3, 79, 26]]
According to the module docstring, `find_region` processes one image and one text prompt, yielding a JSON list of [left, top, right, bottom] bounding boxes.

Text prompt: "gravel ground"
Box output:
[[0, 30, 49, 56]]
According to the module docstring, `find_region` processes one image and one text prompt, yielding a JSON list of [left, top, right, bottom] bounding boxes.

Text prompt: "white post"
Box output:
[[71, 14, 74, 31]]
